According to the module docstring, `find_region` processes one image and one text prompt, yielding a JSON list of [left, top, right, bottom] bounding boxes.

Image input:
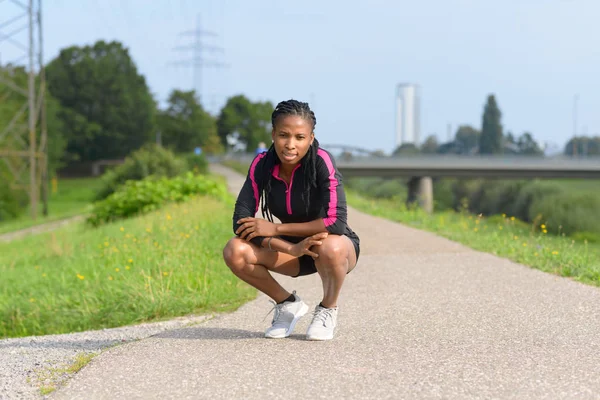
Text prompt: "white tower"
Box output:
[[395, 83, 421, 148]]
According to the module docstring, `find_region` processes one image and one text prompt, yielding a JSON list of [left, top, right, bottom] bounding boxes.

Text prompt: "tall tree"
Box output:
[[46, 40, 156, 163], [217, 95, 273, 151], [158, 90, 222, 153], [420, 135, 439, 154], [479, 95, 503, 154], [517, 132, 544, 155], [454, 125, 480, 154]]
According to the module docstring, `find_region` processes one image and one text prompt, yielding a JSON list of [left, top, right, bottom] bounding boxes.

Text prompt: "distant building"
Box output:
[[395, 83, 421, 148]]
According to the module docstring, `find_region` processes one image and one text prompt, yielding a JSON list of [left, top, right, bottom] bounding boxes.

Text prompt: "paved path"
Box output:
[[0, 215, 84, 243], [53, 164, 600, 399]]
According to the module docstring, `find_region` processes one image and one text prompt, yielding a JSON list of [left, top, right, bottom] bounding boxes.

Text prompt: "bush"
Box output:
[[510, 181, 562, 222], [183, 152, 209, 175], [530, 191, 600, 235], [346, 177, 407, 200], [87, 172, 230, 227], [0, 182, 27, 222], [96, 144, 188, 200]]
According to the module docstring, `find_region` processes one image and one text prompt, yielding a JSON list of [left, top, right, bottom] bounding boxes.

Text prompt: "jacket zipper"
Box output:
[[273, 164, 301, 215]]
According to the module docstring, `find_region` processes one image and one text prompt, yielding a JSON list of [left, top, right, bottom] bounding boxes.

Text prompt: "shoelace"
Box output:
[[263, 301, 284, 323], [312, 307, 334, 327]]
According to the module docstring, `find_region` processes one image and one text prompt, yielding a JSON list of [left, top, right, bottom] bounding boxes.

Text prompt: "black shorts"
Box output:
[[293, 237, 360, 278]]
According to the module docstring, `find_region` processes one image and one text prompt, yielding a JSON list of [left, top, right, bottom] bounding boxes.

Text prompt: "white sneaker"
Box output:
[[264, 291, 309, 339], [306, 304, 338, 341]]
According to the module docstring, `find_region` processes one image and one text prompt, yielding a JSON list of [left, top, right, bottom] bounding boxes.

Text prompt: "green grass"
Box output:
[[0, 193, 256, 339], [346, 191, 600, 286], [34, 352, 98, 395], [0, 177, 103, 235]]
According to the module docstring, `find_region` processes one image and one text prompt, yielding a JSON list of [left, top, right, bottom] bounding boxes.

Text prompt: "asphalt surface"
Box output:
[[52, 164, 600, 399]]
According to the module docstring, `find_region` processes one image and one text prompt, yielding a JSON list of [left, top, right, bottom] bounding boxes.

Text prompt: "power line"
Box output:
[[168, 13, 227, 107]]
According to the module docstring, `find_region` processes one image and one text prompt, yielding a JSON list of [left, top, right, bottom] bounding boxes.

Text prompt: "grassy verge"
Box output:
[[0, 178, 103, 235], [0, 193, 255, 339], [346, 191, 600, 286]]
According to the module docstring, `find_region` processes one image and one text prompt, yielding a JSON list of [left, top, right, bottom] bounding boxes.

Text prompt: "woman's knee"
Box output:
[[222, 238, 252, 273], [314, 236, 347, 267]]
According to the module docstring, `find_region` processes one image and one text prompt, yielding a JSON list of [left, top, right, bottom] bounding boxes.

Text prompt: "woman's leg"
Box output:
[[222, 237, 301, 303], [313, 235, 358, 308]]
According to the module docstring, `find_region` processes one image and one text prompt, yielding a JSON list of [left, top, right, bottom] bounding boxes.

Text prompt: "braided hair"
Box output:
[[259, 99, 320, 222]]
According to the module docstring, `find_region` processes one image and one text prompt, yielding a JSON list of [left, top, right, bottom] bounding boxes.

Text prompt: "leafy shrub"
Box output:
[[183, 152, 209, 175], [96, 144, 188, 200], [0, 182, 27, 222], [346, 177, 407, 200], [509, 181, 562, 221], [529, 191, 600, 235], [87, 172, 230, 226]]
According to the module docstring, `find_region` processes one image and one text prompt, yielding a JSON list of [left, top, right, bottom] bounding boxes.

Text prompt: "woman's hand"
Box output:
[[289, 232, 328, 259], [236, 217, 278, 241]]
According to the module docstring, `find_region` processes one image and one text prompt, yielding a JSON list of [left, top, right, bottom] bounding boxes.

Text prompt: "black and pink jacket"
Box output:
[[232, 147, 360, 249]]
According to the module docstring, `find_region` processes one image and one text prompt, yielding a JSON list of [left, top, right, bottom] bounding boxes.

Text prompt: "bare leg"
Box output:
[[222, 237, 301, 303], [313, 235, 357, 308]]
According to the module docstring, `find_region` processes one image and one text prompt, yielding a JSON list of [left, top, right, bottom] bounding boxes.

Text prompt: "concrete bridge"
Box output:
[[215, 152, 600, 213], [336, 155, 600, 213]]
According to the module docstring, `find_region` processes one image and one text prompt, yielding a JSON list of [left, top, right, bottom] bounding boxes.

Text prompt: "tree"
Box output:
[[420, 135, 439, 154], [564, 136, 600, 156], [46, 40, 156, 163], [157, 90, 222, 153], [392, 143, 420, 156], [455, 125, 480, 154], [479, 95, 503, 154], [516, 132, 544, 156], [217, 95, 273, 151]]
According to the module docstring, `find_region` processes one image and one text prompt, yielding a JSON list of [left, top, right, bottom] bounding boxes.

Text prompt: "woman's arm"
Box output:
[[315, 148, 348, 235], [232, 154, 268, 247], [275, 219, 327, 237]]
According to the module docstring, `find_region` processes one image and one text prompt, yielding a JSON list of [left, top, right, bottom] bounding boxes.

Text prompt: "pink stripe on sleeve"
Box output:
[[317, 149, 338, 227], [250, 153, 266, 213]]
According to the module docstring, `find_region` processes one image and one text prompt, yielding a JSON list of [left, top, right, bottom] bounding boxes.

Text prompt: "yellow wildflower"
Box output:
[[120, 227, 124, 232], [77, 274, 85, 280], [552, 251, 559, 255]]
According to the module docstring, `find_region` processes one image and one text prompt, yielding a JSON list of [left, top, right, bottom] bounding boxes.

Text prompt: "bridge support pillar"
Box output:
[[406, 176, 433, 213]]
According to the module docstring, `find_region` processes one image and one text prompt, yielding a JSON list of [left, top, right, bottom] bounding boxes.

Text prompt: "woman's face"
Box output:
[[271, 115, 314, 169]]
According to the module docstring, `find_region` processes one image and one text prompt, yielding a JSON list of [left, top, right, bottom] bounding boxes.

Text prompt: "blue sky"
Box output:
[[2, 0, 599, 153]]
